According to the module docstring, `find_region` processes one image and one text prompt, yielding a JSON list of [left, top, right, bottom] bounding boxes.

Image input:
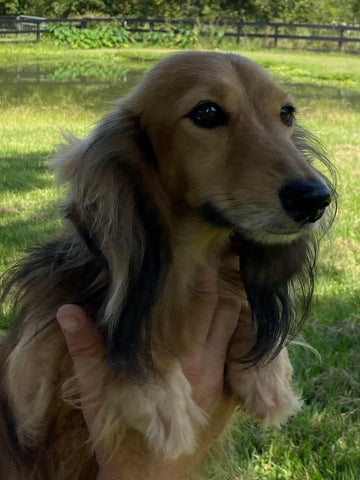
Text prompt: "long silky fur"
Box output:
[[1, 107, 171, 379], [230, 125, 337, 363], [0, 125, 335, 372], [71, 110, 172, 376], [231, 234, 317, 362]]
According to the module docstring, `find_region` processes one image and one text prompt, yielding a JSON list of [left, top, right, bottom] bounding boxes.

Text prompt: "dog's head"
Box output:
[[53, 52, 336, 372]]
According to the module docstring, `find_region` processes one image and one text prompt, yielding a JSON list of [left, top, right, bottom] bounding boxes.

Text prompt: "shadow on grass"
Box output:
[[0, 200, 61, 262], [0, 151, 54, 194], [225, 402, 360, 480], [0, 201, 62, 329], [222, 288, 360, 479], [310, 286, 360, 326]]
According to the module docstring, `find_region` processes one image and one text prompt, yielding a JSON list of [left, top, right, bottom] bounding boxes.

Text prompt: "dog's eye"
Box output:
[[280, 105, 295, 127], [188, 102, 228, 129]]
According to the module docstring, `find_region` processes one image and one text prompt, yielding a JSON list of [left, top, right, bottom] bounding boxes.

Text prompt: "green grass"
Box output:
[[2, 43, 360, 89], [1, 44, 360, 478]]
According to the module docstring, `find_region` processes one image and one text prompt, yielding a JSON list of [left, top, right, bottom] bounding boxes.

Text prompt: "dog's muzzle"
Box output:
[[279, 180, 331, 224]]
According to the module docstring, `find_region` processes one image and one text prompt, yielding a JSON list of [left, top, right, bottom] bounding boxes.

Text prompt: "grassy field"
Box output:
[[1, 44, 360, 479]]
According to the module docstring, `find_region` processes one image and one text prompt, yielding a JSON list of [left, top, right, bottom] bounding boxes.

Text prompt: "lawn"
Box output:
[[0, 43, 359, 479]]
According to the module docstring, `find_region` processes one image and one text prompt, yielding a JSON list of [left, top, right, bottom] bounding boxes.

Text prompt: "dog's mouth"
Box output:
[[200, 179, 331, 242], [199, 200, 320, 245], [200, 201, 234, 229]]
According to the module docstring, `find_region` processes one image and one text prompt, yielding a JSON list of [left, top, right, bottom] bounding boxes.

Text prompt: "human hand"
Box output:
[[182, 257, 242, 414], [56, 258, 242, 479]]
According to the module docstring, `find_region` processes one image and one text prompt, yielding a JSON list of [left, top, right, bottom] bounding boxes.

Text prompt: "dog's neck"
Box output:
[[169, 213, 231, 294], [151, 213, 247, 360]]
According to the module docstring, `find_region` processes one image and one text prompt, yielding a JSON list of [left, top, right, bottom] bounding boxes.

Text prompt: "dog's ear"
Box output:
[[232, 235, 316, 364], [52, 105, 172, 376]]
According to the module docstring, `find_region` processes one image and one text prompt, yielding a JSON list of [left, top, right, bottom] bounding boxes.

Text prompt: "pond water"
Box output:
[[1, 60, 360, 114], [0, 62, 147, 113]]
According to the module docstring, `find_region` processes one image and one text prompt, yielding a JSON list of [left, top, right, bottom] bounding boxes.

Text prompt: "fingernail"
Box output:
[[58, 315, 81, 333]]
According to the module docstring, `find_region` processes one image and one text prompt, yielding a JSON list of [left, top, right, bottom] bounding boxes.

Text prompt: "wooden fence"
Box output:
[[0, 16, 359, 51]]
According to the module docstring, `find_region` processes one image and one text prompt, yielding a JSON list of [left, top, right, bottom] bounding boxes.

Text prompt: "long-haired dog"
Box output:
[[0, 52, 335, 479]]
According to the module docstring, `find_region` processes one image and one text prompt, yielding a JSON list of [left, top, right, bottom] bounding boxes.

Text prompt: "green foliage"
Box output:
[[199, 23, 226, 47], [1, 0, 360, 24], [0, 0, 26, 15], [47, 22, 199, 49], [138, 23, 199, 48], [48, 24, 132, 48], [252, 0, 360, 24], [0, 0, 112, 17]]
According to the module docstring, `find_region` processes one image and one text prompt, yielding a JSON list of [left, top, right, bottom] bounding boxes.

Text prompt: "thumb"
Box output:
[[56, 304, 104, 359], [57, 304, 106, 426]]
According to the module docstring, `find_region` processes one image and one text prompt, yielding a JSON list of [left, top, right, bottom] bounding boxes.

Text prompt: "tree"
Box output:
[[1, 0, 359, 24]]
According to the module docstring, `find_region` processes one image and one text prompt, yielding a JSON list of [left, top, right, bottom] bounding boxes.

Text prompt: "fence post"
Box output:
[[80, 18, 88, 29], [236, 23, 241, 44], [274, 25, 278, 47], [338, 28, 344, 51], [36, 21, 40, 42]]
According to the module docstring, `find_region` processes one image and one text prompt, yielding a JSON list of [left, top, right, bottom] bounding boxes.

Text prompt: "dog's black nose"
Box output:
[[279, 180, 331, 223]]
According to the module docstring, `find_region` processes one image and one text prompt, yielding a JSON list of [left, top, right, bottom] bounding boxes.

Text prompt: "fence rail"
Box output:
[[0, 16, 359, 51]]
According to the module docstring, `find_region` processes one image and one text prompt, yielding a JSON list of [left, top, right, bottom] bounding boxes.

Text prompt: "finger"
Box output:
[[192, 255, 220, 295], [190, 256, 220, 344], [228, 303, 258, 358], [57, 304, 105, 359], [57, 305, 106, 424], [206, 297, 242, 358]]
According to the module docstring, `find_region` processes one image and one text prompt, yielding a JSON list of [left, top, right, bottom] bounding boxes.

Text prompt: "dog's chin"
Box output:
[[234, 223, 317, 246], [199, 201, 322, 247], [241, 229, 304, 246]]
